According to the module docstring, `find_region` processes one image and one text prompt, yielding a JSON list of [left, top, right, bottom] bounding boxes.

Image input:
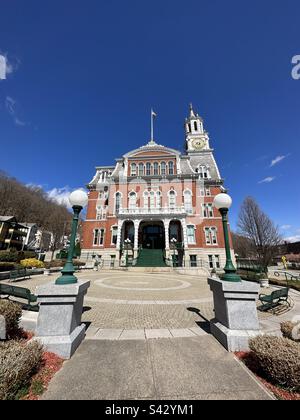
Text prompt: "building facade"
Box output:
[[82, 106, 234, 269]]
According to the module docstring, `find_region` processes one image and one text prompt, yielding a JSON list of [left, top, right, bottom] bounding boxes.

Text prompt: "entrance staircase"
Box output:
[[135, 249, 167, 268]]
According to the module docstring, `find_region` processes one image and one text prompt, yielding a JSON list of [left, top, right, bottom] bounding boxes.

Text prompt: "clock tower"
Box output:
[[185, 104, 210, 152]]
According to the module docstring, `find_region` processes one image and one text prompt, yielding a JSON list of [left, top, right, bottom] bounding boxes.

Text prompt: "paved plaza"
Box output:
[[16, 269, 300, 338], [4, 269, 300, 400]]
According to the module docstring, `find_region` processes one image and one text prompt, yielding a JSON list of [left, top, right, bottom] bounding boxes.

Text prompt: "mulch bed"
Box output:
[[235, 351, 300, 401], [22, 351, 64, 400]]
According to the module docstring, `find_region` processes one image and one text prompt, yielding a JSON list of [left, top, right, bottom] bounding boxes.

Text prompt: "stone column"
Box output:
[[164, 219, 170, 250], [134, 219, 140, 252], [116, 219, 123, 251], [35, 280, 90, 359], [181, 218, 188, 249], [208, 277, 260, 352]]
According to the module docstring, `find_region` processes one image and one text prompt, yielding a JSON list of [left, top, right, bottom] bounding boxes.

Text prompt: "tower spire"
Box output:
[[189, 103, 195, 117]]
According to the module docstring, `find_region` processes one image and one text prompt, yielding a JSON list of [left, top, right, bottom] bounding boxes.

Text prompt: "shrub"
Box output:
[[20, 258, 44, 269], [0, 250, 19, 263], [0, 340, 43, 400], [249, 335, 300, 391], [281, 321, 300, 342], [0, 262, 19, 272], [0, 300, 22, 336]]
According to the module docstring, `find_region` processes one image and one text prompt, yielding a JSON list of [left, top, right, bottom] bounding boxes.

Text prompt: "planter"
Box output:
[[260, 279, 269, 288]]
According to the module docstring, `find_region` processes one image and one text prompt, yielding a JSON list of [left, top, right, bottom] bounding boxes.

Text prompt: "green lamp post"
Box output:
[[55, 189, 88, 285], [213, 193, 241, 282]]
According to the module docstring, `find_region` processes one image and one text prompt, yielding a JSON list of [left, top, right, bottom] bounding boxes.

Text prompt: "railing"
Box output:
[[274, 271, 300, 282], [118, 206, 187, 216]]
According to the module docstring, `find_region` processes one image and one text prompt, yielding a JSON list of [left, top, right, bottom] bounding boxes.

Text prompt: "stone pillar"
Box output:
[[208, 277, 260, 352], [181, 218, 188, 249], [164, 219, 170, 250], [116, 219, 123, 251], [134, 219, 140, 251], [35, 280, 90, 359]]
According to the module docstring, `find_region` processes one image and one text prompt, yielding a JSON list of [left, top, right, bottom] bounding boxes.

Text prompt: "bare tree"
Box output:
[[231, 232, 256, 259], [237, 197, 282, 269], [0, 172, 72, 257]]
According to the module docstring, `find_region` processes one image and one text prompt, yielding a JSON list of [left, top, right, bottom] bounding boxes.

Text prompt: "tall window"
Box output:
[[150, 191, 155, 208], [111, 226, 118, 245], [153, 162, 159, 176], [156, 191, 161, 208], [138, 163, 144, 176], [129, 192, 137, 210], [202, 204, 214, 218], [184, 190, 192, 214], [187, 225, 196, 244], [194, 121, 198, 131], [93, 229, 104, 246], [168, 161, 174, 175], [130, 163, 137, 176], [115, 192, 121, 214], [169, 190, 176, 209], [96, 206, 106, 220], [161, 162, 166, 176], [205, 227, 218, 245], [146, 162, 151, 176]]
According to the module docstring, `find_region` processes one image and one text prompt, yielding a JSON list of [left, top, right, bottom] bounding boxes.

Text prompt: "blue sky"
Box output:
[[0, 0, 299, 240]]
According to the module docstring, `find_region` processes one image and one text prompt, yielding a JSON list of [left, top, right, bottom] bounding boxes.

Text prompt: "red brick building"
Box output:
[[82, 105, 234, 270]]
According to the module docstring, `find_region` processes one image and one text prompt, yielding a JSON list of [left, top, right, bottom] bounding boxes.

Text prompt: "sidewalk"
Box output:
[[42, 335, 273, 400]]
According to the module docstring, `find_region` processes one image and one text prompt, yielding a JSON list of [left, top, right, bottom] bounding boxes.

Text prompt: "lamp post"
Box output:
[[124, 238, 131, 266], [170, 237, 177, 267], [56, 190, 88, 285], [213, 193, 241, 283]]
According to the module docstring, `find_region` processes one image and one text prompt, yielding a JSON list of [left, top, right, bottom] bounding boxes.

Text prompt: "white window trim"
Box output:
[[186, 224, 196, 245], [204, 227, 218, 246]]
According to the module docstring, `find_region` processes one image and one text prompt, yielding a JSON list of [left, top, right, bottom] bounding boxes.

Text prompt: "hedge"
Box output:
[[0, 300, 22, 336], [249, 335, 300, 391], [0, 340, 43, 400]]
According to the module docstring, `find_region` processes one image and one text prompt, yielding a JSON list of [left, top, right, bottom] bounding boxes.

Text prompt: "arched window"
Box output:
[[156, 191, 161, 208], [194, 121, 198, 131], [184, 190, 192, 214], [138, 163, 144, 176], [150, 191, 155, 208], [160, 162, 166, 176], [169, 190, 176, 209], [168, 161, 174, 175], [115, 192, 121, 214], [130, 163, 137, 176], [146, 162, 151, 176], [129, 192, 137, 210], [153, 162, 159, 176]]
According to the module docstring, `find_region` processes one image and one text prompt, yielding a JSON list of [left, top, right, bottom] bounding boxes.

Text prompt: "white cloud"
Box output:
[[270, 155, 288, 167], [0, 54, 20, 79], [280, 225, 292, 230], [5, 96, 27, 126], [47, 187, 72, 207], [284, 235, 300, 243], [258, 177, 276, 184]]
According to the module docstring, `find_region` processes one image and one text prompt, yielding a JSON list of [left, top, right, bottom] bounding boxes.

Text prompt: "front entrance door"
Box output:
[[141, 223, 165, 249]]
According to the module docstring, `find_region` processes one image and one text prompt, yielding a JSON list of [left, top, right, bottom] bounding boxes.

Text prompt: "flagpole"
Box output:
[[151, 108, 154, 142]]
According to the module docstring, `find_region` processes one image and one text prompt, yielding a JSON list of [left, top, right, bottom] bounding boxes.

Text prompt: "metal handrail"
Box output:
[[274, 270, 300, 282]]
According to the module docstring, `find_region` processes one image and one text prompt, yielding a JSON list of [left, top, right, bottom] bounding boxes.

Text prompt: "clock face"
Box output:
[[192, 139, 206, 150]]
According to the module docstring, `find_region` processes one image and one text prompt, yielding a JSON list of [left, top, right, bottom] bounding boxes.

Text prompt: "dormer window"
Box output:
[[198, 165, 211, 179]]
